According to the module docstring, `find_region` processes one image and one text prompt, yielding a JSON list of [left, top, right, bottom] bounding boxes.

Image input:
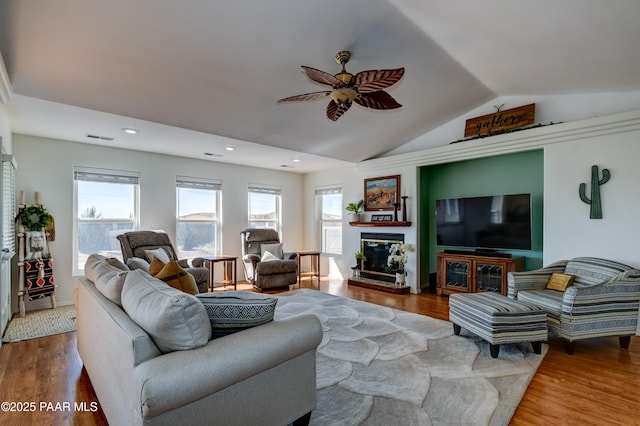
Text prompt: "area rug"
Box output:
[[274, 289, 547, 426], [2, 306, 76, 343]]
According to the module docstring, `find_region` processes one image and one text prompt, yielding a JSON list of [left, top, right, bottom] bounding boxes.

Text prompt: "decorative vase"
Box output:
[[395, 272, 406, 288], [348, 212, 361, 223], [352, 266, 361, 279]]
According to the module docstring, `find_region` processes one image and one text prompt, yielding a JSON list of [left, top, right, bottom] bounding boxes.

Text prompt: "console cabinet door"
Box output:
[[474, 259, 508, 294], [437, 255, 472, 295]]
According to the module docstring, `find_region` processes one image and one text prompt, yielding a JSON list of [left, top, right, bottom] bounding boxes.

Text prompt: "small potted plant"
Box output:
[[352, 251, 366, 278], [345, 199, 364, 223]]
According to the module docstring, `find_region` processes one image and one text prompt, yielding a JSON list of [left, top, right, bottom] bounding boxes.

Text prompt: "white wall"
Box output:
[[544, 132, 640, 267], [13, 134, 304, 311], [303, 164, 420, 292]]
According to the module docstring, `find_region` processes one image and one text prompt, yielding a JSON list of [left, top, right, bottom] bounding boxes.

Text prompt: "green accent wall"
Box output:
[[419, 150, 544, 290]]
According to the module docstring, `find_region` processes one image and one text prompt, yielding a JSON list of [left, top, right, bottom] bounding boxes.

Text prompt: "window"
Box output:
[[316, 186, 342, 255], [74, 167, 139, 274], [176, 177, 222, 258], [248, 185, 281, 232]]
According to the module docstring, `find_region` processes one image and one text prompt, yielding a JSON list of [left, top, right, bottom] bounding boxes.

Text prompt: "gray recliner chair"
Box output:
[[240, 228, 298, 290], [117, 230, 209, 293]]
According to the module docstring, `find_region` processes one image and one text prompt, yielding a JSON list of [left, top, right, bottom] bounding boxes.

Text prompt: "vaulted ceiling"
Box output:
[[2, 1, 640, 173]]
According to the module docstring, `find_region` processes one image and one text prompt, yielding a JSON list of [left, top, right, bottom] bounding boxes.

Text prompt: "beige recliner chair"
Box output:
[[240, 228, 298, 290], [117, 230, 209, 293]]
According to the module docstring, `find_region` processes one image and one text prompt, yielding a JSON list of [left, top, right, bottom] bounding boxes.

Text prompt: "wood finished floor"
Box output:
[[0, 278, 638, 425]]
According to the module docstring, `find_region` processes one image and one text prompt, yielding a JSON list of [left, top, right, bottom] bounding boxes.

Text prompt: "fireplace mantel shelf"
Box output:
[[349, 221, 412, 227]]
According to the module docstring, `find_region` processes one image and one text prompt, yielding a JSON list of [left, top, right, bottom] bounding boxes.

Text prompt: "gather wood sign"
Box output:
[[464, 103, 535, 137]]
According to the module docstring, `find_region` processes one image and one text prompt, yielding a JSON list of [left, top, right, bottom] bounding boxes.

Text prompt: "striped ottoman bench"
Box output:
[[449, 292, 548, 358]]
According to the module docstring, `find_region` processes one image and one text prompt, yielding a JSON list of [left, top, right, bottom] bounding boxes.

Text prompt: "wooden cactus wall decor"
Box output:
[[579, 165, 610, 219]]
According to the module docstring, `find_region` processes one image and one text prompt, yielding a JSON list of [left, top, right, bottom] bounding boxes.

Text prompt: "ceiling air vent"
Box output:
[[85, 133, 115, 141]]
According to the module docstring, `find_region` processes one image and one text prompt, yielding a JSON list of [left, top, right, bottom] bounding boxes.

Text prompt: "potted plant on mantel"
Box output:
[[345, 199, 364, 223]]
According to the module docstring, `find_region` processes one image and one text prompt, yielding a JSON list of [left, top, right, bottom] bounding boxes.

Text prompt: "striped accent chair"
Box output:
[[508, 257, 640, 354]]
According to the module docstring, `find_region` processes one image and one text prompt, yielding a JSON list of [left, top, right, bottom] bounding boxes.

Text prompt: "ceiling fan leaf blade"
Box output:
[[277, 91, 332, 103], [326, 100, 351, 121], [354, 91, 402, 110], [355, 68, 405, 93], [302, 66, 345, 87]]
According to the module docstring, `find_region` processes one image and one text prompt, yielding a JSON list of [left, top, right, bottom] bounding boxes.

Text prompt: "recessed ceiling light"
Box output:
[[122, 128, 138, 134], [292, 159, 301, 163], [225, 146, 235, 151]]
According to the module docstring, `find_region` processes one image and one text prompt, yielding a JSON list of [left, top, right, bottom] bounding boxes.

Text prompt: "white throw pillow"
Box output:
[[261, 251, 280, 262], [261, 243, 283, 259], [145, 247, 170, 263], [121, 270, 211, 353]]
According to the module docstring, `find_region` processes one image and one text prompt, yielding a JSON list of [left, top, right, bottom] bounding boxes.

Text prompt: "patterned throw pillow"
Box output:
[[154, 260, 199, 295], [148, 256, 166, 276], [546, 273, 574, 292], [196, 292, 278, 338]]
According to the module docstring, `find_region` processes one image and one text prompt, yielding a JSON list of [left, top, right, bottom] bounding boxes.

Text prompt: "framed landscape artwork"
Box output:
[[364, 175, 400, 211]]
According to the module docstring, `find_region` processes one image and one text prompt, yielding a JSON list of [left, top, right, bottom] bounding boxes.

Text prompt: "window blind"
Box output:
[[1, 155, 16, 258], [248, 185, 282, 195], [315, 186, 342, 195], [176, 176, 222, 191], [74, 167, 139, 184]]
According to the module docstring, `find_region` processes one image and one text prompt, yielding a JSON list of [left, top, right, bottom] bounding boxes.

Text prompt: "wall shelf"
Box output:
[[349, 221, 412, 227]]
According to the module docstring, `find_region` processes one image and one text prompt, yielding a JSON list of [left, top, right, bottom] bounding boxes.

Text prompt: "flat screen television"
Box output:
[[435, 193, 532, 250]]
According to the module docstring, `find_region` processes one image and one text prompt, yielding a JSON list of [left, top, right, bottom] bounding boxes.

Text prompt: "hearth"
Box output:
[[360, 232, 404, 283]]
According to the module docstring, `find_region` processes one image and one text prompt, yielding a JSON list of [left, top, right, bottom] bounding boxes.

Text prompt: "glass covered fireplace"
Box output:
[[360, 232, 404, 283]]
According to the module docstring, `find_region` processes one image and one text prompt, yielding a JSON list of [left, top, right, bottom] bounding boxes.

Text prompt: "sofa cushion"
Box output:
[[105, 257, 129, 271], [154, 260, 199, 295], [517, 289, 564, 318], [564, 257, 631, 287], [127, 256, 150, 272], [84, 253, 107, 282], [546, 273, 574, 292], [145, 247, 170, 263], [93, 262, 128, 306], [196, 291, 277, 338], [148, 256, 166, 276], [121, 270, 210, 352]]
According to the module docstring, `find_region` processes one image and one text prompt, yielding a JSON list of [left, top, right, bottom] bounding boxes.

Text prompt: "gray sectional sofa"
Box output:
[[75, 254, 322, 425]]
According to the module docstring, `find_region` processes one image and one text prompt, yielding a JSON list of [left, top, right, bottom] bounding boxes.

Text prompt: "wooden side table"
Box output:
[[296, 251, 320, 284], [201, 255, 237, 291]]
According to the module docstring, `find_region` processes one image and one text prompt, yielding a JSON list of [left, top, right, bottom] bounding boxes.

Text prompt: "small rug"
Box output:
[[2, 306, 76, 343], [275, 289, 547, 426]]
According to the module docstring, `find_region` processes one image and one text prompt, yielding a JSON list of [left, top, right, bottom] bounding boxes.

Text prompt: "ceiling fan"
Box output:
[[277, 51, 405, 121]]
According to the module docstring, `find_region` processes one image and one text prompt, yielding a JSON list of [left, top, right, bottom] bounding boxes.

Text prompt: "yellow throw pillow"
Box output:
[[148, 256, 166, 276], [154, 260, 199, 295], [546, 273, 574, 292]]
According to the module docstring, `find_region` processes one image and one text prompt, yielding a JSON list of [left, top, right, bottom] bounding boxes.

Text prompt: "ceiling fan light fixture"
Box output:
[[277, 50, 404, 121]]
